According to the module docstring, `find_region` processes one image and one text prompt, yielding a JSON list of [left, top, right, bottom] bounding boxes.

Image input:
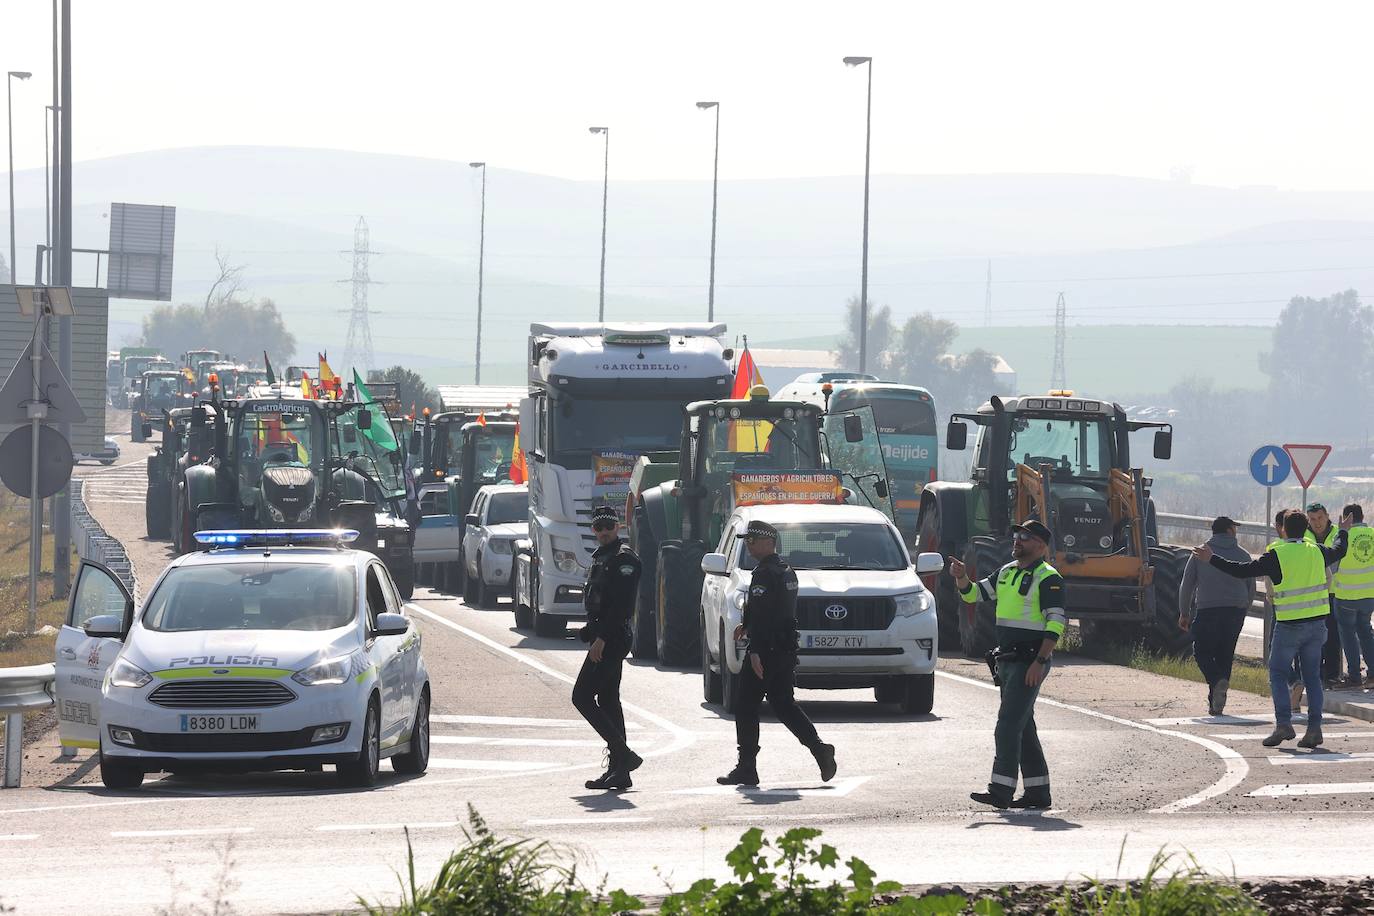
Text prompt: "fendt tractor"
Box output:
[[626, 387, 894, 666], [916, 391, 1188, 657], [181, 393, 417, 596], [130, 369, 189, 442]]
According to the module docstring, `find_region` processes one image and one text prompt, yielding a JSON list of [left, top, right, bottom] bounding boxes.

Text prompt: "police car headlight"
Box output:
[[109, 658, 152, 689], [292, 654, 354, 687], [489, 538, 512, 555], [267, 502, 287, 523], [894, 590, 933, 617], [554, 549, 579, 574]]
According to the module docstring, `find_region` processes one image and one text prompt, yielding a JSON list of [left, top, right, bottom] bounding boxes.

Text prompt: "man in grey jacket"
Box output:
[[1179, 516, 1257, 715]]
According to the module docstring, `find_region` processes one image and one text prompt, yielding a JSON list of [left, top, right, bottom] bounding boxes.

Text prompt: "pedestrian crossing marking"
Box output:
[[430, 735, 651, 749], [1248, 782, 1374, 797], [1145, 714, 1334, 727], [1209, 731, 1374, 741], [1267, 752, 1374, 765], [431, 713, 643, 729], [426, 758, 558, 771], [670, 775, 870, 798]]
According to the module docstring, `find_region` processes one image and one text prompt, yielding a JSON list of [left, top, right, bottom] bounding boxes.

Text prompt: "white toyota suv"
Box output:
[[699, 503, 943, 715], [461, 484, 528, 608]]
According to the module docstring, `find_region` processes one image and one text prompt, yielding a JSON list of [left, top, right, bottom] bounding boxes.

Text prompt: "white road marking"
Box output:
[[111, 827, 255, 838], [406, 604, 696, 766], [935, 669, 1248, 813], [526, 817, 652, 826], [1268, 752, 1374, 765], [1145, 714, 1317, 727], [0, 834, 38, 841], [432, 713, 641, 729], [314, 821, 459, 832], [427, 758, 558, 771], [1249, 782, 1374, 797], [671, 775, 870, 798], [1209, 731, 1374, 740], [430, 735, 641, 748]]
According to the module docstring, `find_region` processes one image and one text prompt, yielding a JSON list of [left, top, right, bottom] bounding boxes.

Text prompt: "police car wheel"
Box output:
[[898, 673, 935, 715], [392, 690, 430, 775], [98, 743, 144, 790], [339, 698, 381, 788]]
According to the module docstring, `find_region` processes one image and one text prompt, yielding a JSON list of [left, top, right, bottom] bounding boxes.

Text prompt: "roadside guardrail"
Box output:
[[69, 477, 137, 600], [0, 663, 56, 788], [1156, 512, 1269, 539]]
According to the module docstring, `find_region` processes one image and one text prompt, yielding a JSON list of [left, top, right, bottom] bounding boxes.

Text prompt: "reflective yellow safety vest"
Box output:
[[1272, 540, 1331, 621], [1334, 524, 1374, 601], [1305, 525, 1339, 594], [958, 559, 1067, 637]]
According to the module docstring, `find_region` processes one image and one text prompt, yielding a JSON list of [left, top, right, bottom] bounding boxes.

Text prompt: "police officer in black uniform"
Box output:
[[717, 520, 838, 787], [572, 506, 643, 791]]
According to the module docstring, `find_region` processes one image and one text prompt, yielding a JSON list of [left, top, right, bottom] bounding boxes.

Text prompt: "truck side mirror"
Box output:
[[946, 420, 967, 451], [357, 409, 373, 431], [874, 480, 888, 499], [1153, 429, 1172, 460], [843, 413, 864, 443], [191, 406, 207, 429]]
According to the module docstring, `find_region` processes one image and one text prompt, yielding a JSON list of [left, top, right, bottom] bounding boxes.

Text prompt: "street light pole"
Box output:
[[469, 162, 486, 385], [843, 56, 872, 373], [44, 105, 53, 283], [7, 71, 32, 284], [589, 126, 609, 321], [696, 102, 720, 322]]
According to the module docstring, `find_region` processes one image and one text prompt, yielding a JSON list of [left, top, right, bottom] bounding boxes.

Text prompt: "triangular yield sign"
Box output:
[[1283, 443, 1331, 488], [0, 336, 87, 425]]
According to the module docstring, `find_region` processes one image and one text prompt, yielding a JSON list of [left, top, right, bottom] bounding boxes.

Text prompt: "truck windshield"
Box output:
[[487, 491, 529, 524], [468, 428, 516, 486], [702, 416, 820, 475], [550, 397, 683, 467], [146, 376, 180, 400], [142, 562, 356, 632], [1007, 416, 1110, 479], [739, 522, 907, 571]]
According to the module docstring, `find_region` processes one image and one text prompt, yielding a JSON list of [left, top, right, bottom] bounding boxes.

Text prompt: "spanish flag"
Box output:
[[318, 352, 341, 400], [728, 343, 768, 452], [510, 424, 527, 484], [301, 370, 313, 399]]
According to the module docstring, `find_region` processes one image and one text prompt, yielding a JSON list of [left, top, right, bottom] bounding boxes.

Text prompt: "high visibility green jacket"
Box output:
[[1334, 524, 1374, 601], [1272, 540, 1331, 621], [960, 558, 1067, 639]]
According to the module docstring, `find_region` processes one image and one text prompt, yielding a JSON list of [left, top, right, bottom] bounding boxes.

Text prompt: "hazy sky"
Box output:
[[3, 1, 1373, 189]]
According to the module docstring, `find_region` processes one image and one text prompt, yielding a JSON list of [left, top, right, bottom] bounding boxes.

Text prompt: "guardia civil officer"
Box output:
[[950, 520, 1066, 810], [572, 506, 642, 791], [717, 520, 837, 787]]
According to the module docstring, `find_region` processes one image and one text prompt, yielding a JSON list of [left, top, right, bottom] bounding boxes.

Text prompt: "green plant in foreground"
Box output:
[[1048, 847, 1263, 915], [358, 805, 641, 915]]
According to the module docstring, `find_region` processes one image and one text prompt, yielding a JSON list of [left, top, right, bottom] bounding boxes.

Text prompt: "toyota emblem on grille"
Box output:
[[824, 604, 848, 620]]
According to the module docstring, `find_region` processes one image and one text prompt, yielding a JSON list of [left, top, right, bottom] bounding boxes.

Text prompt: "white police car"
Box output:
[[699, 503, 944, 715], [53, 529, 431, 790]]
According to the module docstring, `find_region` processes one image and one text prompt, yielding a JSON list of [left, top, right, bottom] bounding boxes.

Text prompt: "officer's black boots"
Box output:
[[584, 748, 615, 790], [717, 749, 760, 786], [970, 791, 1011, 809], [811, 742, 837, 782], [1008, 793, 1051, 810], [585, 746, 642, 791]]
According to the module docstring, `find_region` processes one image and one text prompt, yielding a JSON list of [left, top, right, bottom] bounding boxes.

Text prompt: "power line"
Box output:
[[341, 216, 377, 376], [1050, 291, 1067, 390]]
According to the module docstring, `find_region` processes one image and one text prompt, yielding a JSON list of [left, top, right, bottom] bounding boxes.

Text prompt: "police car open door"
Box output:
[[54, 560, 134, 751], [822, 406, 896, 523]]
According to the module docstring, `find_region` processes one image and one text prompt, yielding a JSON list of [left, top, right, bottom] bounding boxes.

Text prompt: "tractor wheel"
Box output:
[[655, 540, 704, 668], [917, 501, 961, 648], [1143, 545, 1193, 656], [629, 505, 660, 660], [958, 537, 1007, 658]]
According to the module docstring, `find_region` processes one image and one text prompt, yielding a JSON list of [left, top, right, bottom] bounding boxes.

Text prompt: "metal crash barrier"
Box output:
[[70, 478, 137, 599], [0, 663, 56, 788]]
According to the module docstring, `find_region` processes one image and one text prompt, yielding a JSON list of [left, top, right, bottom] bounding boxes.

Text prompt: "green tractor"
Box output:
[[181, 394, 417, 597], [915, 391, 1188, 657], [147, 405, 214, 542], [625, 388, 892, 667]]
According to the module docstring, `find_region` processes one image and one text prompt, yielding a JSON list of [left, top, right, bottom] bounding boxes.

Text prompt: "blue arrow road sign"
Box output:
[[1250, 445, 1291, 488]]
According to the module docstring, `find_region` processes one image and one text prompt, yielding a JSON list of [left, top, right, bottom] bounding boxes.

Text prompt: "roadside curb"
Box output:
[[1322, 693, 1374, 723]]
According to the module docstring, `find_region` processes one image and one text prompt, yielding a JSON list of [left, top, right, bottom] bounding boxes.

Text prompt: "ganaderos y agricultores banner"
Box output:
[[593, 450, 640, 519], [732, 471, 844, 506]]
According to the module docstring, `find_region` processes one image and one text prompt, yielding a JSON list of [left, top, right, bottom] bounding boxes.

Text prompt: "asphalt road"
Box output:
[[5, 442, 1374, 914]]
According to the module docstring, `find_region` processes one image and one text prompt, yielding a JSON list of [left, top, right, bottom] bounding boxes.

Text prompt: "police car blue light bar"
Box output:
[[193, 529, 360, 547]]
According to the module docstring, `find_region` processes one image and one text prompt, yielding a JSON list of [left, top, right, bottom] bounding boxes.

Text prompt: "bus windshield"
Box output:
[[830, 387, 937, 524]]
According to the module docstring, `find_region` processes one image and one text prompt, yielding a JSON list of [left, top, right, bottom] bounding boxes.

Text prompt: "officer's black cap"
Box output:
[[1012, 519, 1052, 545], [590, 506, 618, 527], [736, 520, 780, 541]]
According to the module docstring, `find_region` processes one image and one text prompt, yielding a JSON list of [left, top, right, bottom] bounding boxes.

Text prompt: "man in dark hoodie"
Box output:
[[1179, 516, 1256, 715]]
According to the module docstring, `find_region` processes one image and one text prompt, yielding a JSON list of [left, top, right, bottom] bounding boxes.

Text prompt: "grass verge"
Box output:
[[1059, 627, 1272, 698], [0, 500, 69, 668]]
